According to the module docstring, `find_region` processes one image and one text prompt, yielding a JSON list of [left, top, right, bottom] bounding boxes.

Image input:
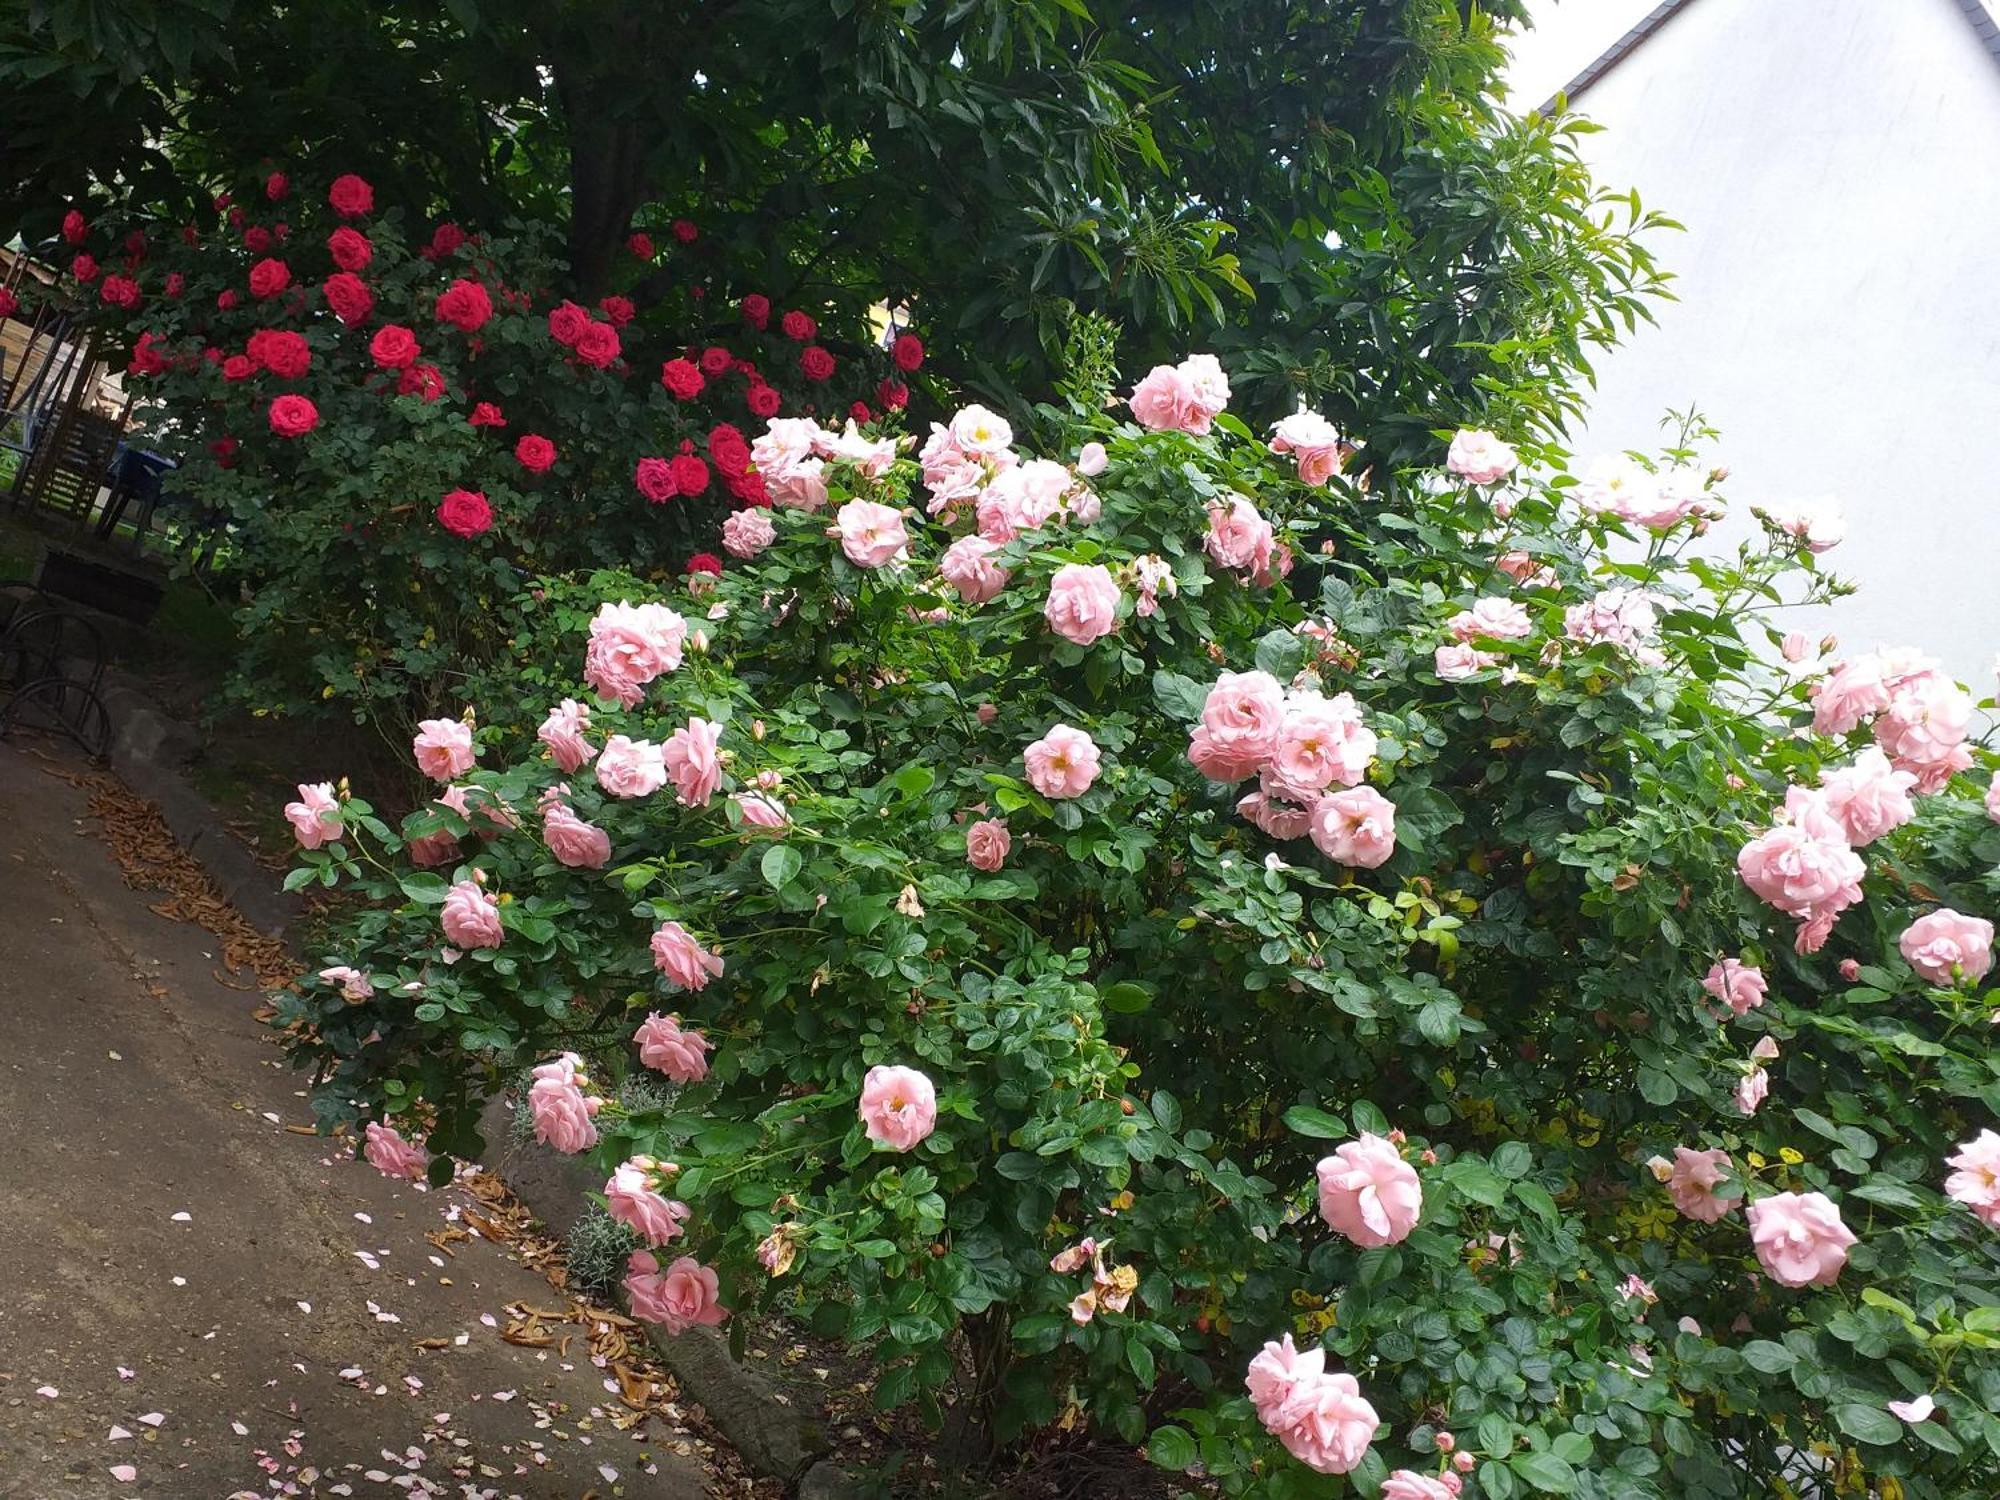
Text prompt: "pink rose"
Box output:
[[1383, 1473, 1455, 1500], [542, 804, 611, 868], [440, 879, 503, 949], [733, 792, 788, 829], [1734, 1067, 1769, 1116], [1076, 441, 1108, 476], [363, 1121, 428, 1182], [833, 498, 908, 567], [978, 459, 1069, 540], [529, 1074, 599, 1153], [406, 829, 459, 867], [635, 1012, 711, 1081], [946, 403, 1013, 457], [625, 1250, 728, 1333], [651, 920, 724, 991], [859, 1064, 937, 1151], [1049, 1237, 1096, 1274], [1701, 958, 1767, 1017], [1445, 428, 1518, 485], [596, 735, 669, 798], [1899, 908, 1994, 986], [1987, 776, 2000, 825], [1043, 563, 1122, 646], [1945, 1129, 2000, 1229], [604, 1160, 690, 1246], [583, 601, 687, 707], [537, 699, 596, 773], [1316, 1133, 1422, 1247], [1816, 748, 1916, 845], [720, 508, 776, 559], [318, 964, 373, 1002], [1129, 355, 1229, 435], [1434, 643, 1498, 680], [1746, 1190, 1856, 1287], [662, 717, 724, 807], [1736, 817, 1864, 950], [965, 817, 1012, 872], [1024, 723, 1101, 799], [1270, 412, 1347, 487], [1237, 786, 1314, 841], [1875, 672, 1973, 792], [1665, 1146, 1733, 1222], [1246, 1334, 1329, 1439], [1187, 669, 1285, 783], [939, 535, 1011, 604], [1309, 787, 1397, 869], [1271, 691, 1375, 793], [1769, 500, 1846, 553], [1564, 588, 1660, 649], [285, 781, 341, 849], [1810, 647, 1935, 735], [1254, 1354, 1378, 1474], [1204, 496, 1276, 576], [412, 718, 476, 782], [1447, 597, 1531, 642]]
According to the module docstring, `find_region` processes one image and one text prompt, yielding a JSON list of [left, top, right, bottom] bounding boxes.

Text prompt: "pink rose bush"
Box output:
[[281, 355, 2000, 1492]]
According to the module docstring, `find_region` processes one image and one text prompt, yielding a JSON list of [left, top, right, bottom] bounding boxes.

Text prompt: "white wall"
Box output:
[[1514, 0, 2000, 687]]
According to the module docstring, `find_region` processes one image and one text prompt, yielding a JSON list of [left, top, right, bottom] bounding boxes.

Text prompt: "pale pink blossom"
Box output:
[[1620, 1274, 1658, 1306], [436, 783, 518, 838], [1816, 748, 1916, 845], [1899, 908, 1994, 986], [1272, 691, 1375, 793], [529, 1074, 599, 1153], [1049, 1238, 1096, 1274], [1270, 412, 1347, 486], [819, 420, 899, 477], [1781, 631, 1811, 663], [1238, 784, 1315, 841], [1131, 555, 1177, 616], [1888, 1395, 1937, 1424], [1987, 776, 2000, 824], [1316, 1133, 1422, 1247], [765, 454, 828, 511], [1434, 643, 1498, 680], [440, 879, 503, 949], [833, 499, 907, 567], [978, 459, 1070, 540], [1309, 786, 1397, 869], [947, 404, 1013, 457], [1734, 1067, 1769, 1116], [1446, 429, 1518, 485], [1187, 669, 1286, 782], [662, 717, 724, 807], [1701, 958, 1767, 1017], [651, 921, 723, 991], [595, 735, 669, 798], [363, 1121, 428, 1181], [1769, 499, 1846, 553], [286, 782, 342, 848], [1025, 724, 1101, 799], [1737, 815, 1864, 953], [413, 719, 476, 781], [720, 508, 776, 559], [319, 964, 372, 1002], [965, 818, 1012, 872], [1495, 550, 1546, 584], [584, 601, 687, 706], [542, 804, 611, 868], [1383, 1471, 1455, 1500], [1447, 597, 1531, 642], [938, 535, 1010, 604], [1076, 441, 1107, 476], [1572, 455, 1651, 519], [1564, 588, 1660, 650], [1665, 1146, 1733, 1222], [1245, 1334, 1327, 1439], [1876, 672, 1974, 792], [1944, 1129, 2000, 1228], [1204, 496, 1276, 577], [1069, 1291, 1098, 1325], [733, 792, 788, 828], [1810, 647, 1937, 735], [859, 1064, 937, 1151], [1619, 464, 1709, 530], [604, 1160, 690, 1245], [538, 699, 596, 772], [751, 417, 829, 472], [1746, 1190, 1856, 1287], [1043, 563, 1122, 646], [1130, 360, 1221, 435], [1243, 1336, 1377, 1476], [625, 1251, 728, 1333], [634, 1012, 711, 1082]]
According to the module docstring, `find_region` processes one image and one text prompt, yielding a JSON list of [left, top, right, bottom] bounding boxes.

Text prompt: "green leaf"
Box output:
[[399, 872, 450, 904], [1151, 670, 1208, 722], [1636, 1066, 1677, 1106], [1103, 981, 1155, 1013], [1739, 1340, 1796, 1374], [888, 763, 935, 799], [995, 1151, 1040, 1181], [1126, 1337, 1156, 1386], [1149, 1089, 1181, 1133], [874, 1361, 918, 1410], [1491, 1141, 1533, 1178], [1145, 1425, 1196, 1471], [759, 844, 803, 890], [1833, 1403, 1903, 1446], [1282, 1105, 1347, 1139], [1510, 1450, 1578, 1493]]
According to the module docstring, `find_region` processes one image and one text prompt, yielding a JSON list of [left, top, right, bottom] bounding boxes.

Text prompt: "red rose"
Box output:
[[71, 253, 99, 284], [740, 294, 770, 329], [547, 300, 591, 347], [248, 257, 291, 300], [210, 436, 239, 468], [217, 288, 239, 311], [327, 227, 372, 272], [0, 288, 18, 321], [99, 275, 141, 310], [571, 320, 620, 369], [727, 469, 771, 507], [322, 272, 374, 326], [627, 231, 655, 260], [779, 309, 816, 341], [435, 278, 493, 332], [273, 221, 290, 241], [799, 346, 835, 382], [328, 174, 374, 218], [164, 272, 185, 298], [61, 209, 87, 245], [242, 225, 272, 254], [515, 434, 556, 473], [685, 552, 723, 575], [228, 206, 244, 229], [370, 324, 420, 370], [659, 357, 705, 401], [127, 332, 169, 377], [891, 333, 924, 371], [203, 346, 223, 365], [707, 423, 751, 476], [672, 219, 698, 244], [849, 402, 873, 423], [635, 457, 679, 503], [746, 382, 781, 419], [222, 354, 255, 382], [265, 171, 288, 202], [468, 401, 506, 428], [429, 222, 467, 257], [599, 294, 635, 327], [697, 345, 732, 376], [669, 454, 711, 496], [397, 362, 446, 401], [877, 378, 909, 411], [268, 394, 319, 438], [437, 488, 493, 538], [247, 328, 311, 380]]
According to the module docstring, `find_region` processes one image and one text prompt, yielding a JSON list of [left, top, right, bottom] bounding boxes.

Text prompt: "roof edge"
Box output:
[[1535, 0, 1704, 114]]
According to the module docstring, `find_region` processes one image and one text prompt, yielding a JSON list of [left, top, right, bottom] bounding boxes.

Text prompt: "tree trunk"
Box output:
[[549, 28, 650, 300]]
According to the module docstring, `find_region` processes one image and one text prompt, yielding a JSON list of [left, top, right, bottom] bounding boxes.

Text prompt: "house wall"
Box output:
[[1539, 0, 2000, 687]]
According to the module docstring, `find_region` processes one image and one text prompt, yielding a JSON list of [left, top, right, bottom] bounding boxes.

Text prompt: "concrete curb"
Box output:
[[477, 1095, 857, 1496]]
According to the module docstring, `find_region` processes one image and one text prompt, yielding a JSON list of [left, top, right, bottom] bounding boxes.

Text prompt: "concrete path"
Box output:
[[0, 743, 722, 1500]]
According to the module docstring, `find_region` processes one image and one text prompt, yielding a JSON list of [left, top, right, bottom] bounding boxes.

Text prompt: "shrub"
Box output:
[[286, 376, 2000, 1497]]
